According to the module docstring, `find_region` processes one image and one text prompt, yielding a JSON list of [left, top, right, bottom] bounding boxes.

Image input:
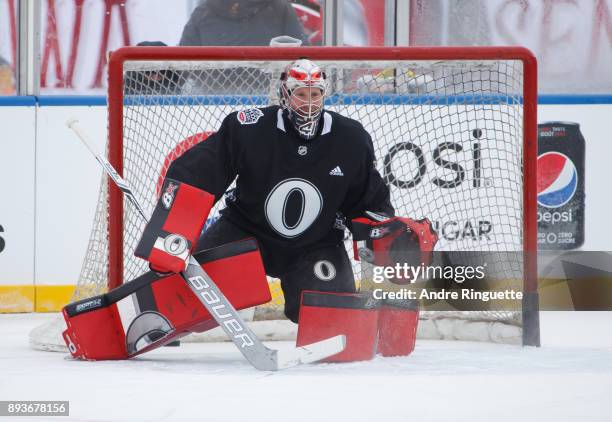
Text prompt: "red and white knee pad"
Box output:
[[296, 291, 419, 362]]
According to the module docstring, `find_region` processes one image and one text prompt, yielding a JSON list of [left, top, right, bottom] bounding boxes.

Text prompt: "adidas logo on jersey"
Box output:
[[329, 166, 344, 176]]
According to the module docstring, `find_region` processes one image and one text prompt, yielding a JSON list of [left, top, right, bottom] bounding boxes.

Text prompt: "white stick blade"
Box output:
[[275, 335, 346, 370], [66, 118, 78, 128]]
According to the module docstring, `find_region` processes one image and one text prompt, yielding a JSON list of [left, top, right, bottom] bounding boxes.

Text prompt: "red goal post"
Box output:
[[106, 46, 539, 346]]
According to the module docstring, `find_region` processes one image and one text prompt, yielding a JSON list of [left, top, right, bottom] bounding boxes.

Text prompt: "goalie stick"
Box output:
[[66, 118, 346, 370]]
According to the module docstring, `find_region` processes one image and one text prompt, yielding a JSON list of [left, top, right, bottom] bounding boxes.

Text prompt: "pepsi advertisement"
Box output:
[[537, 122, 585, 250]]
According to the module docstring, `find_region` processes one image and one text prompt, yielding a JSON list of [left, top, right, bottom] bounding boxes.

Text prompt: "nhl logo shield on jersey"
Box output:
[[237, 108, 264, 125], [298, 145, 308, 155]]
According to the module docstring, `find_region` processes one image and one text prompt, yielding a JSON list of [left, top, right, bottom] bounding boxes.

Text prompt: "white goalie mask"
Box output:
[[279, 59, 328, 140]]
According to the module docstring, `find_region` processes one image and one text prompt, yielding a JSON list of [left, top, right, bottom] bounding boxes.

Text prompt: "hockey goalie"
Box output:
[[62, 59, 437, 363]]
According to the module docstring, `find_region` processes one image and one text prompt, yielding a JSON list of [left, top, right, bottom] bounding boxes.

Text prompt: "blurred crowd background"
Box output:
[[0, 0, 610, 95]]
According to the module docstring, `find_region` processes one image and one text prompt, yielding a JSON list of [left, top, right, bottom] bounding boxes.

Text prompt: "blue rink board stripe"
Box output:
[[537, 94, 612, 104], [123, 93, 524, 106], [0, 96, 36, 106], [0, 94, 611, 106], [37, 95, 107, 106]]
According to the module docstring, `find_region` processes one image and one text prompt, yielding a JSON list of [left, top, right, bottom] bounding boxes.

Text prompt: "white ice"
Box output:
[[1, 312, 611, 422]]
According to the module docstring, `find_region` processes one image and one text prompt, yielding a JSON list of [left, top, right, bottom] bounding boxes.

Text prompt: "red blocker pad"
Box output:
[[135, 179, 214, 273], [62, 238, 270, 360], [377, 299, 419, 357], [296, 291, 380, 362]]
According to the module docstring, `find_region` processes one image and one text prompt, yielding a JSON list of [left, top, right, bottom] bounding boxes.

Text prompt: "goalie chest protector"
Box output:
[[165, 105, 393, 253]]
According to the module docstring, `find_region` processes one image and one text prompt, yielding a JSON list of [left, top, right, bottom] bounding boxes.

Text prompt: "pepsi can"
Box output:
[[537, 122, 585, 250]]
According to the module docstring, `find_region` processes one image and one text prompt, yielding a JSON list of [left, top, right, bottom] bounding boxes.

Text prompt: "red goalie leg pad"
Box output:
[[151, 239, 271, 334], [296, 291, 380, 362], [62, 238, 270, 360], [377, 298, 419, 357], [62, 298, 127, 360]]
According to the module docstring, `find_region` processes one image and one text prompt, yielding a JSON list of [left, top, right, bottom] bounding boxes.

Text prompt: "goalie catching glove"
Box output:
[[135, 179, 214, 274], [351, 211, 438, 270]]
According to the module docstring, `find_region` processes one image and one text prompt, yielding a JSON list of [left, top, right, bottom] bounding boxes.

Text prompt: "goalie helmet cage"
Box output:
[[36, 46, 540, 350]]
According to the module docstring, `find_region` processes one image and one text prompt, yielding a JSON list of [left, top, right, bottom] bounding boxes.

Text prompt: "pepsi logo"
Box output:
[[537, 152, 578, 208]]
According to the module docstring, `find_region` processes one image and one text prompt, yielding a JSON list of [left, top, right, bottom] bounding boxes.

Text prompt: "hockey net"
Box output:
[[30, 47, 539, 351]]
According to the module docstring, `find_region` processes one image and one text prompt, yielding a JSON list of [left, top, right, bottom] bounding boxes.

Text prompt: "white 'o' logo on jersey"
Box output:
[[314, 260, 336, 281], [264, 178, 323, 238]]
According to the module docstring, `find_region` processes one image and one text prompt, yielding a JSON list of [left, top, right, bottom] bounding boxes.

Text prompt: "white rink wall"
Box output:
[[0, 98, 611, 295], [34, 106, 108, 287], [0, 104, 36, 287]]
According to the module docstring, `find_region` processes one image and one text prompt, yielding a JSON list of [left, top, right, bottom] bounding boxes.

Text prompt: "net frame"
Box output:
[[106, 46, 539, 346]]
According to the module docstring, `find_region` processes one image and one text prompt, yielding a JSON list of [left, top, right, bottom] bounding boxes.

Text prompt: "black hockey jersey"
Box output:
[[166, 105, 393, 253]]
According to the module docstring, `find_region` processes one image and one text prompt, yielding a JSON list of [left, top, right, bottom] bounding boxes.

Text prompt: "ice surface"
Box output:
[[1, 312, 611, 422]]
